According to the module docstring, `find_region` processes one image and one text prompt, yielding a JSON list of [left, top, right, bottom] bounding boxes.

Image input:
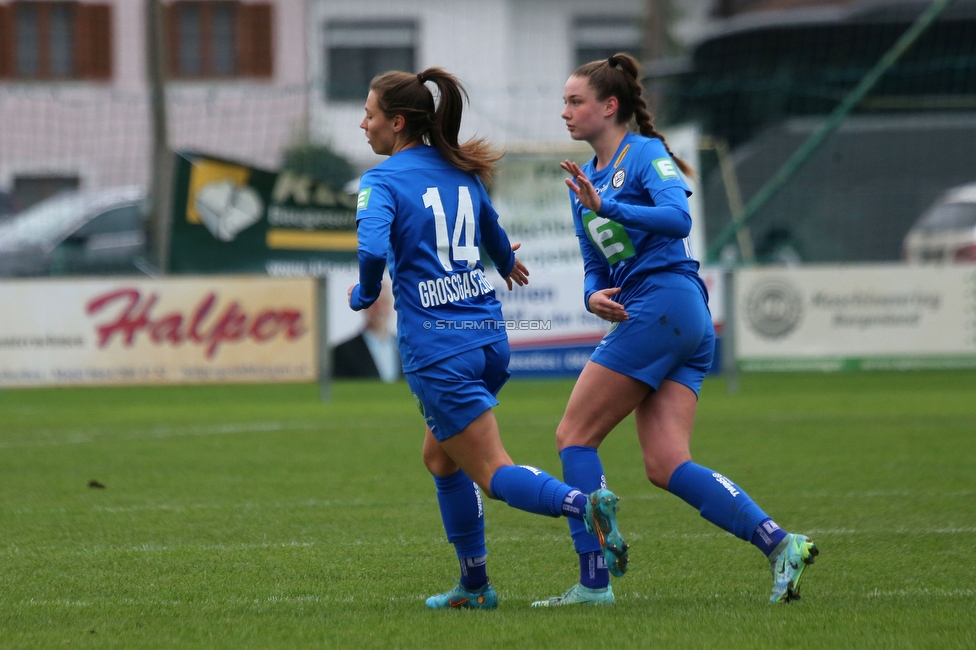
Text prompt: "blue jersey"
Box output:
[[351, 145, 516, 373], [571, 132, 706, 309]]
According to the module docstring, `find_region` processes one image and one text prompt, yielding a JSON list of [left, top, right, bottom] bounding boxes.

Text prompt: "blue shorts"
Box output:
[[406, 340, 511, 442], [590, 272, 714, 395]]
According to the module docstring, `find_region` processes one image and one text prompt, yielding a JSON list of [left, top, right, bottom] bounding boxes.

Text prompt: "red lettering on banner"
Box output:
[[85, 288, 308, 359], [188, 293, 216, 343]]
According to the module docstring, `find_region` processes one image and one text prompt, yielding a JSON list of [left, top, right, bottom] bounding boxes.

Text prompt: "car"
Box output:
[[0, 191, 13, 219], [0, 186, 149, 277], [903, 183, 976, 263]]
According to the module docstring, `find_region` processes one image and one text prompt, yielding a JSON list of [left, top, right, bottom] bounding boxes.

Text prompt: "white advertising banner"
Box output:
[[0, 276, 317, 387], [735, 264, 976, 371]]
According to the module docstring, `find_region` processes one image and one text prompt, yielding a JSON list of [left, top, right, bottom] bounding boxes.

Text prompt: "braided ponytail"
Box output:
[[576, 53, 695, 179]]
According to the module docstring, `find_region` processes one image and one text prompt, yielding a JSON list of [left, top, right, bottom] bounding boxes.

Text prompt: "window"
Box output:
[[12, 175, 80, 212], [74, 205, 143, 238], [165, 1, 273, 79], [574, 17, 642, 69], [0, 2, 112, 80], [325, 21, 416, 101]]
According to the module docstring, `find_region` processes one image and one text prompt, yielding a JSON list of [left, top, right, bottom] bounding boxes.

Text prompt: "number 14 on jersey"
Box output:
[[423, 186, 479, 272]]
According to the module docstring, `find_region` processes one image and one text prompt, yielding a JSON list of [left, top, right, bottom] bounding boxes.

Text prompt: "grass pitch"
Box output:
[[1, 370, 975, 649]]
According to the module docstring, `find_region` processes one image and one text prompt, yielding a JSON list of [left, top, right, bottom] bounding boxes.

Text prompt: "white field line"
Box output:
[[6, 492, 972, 517], [0, 419, 392, 448], [4, 490, 974, 517], [14, 593, 386, 607], [15, 588, 976, 609], [865, 588, 976, 598], [628, 489, 976, 501], [652, 527, 976, 538], [4, 524, 976, 561], [7, 497, 382, 516]]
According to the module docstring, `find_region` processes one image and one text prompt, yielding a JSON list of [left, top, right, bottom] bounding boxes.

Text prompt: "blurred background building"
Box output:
[[308, 0, 654, 168], [2, 0, 975, 264], [0, 0, 307, 214]]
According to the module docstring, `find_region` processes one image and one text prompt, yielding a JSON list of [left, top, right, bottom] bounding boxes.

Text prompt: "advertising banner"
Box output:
[[0, 276, 317, 387], [735, 264, 976, 371], [169, 152, 357, 274]]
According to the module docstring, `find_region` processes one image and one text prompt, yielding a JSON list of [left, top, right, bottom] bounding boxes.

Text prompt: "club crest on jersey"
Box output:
[[611, 168, 626, 189]]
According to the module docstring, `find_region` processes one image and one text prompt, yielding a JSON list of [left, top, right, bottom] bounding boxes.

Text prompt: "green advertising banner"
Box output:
[[169, 152, 358, 274]]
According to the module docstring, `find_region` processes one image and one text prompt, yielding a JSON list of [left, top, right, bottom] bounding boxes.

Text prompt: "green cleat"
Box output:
[[584, 488, 629, 577], [769, 533, 819, 603], [425, 581, 498, 610], [530, 583, 614, 607]]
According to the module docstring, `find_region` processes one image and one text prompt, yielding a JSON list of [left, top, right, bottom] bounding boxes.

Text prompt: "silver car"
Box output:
[[0, 186, 148, 276], [903, 183, 976, 263]]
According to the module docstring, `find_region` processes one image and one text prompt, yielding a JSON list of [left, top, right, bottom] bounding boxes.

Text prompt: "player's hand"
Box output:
[[588, 287, 628, 322], [561, 160, 602, 214], [347, 284, 356, 307], [505, 242, 529, 291]]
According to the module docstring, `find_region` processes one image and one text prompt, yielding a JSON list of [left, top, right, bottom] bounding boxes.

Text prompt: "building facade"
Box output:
[[306, 0, 645, 169], [0, 0, 307, 211]]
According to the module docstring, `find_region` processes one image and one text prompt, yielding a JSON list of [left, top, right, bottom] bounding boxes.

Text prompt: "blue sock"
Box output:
[[488, 465, 579, 519], [667, 461, 773, 544], [579, 551, 610, 590], [459, 554, 488, 590], [562, 490, 589, 519], [752, 518, 788, 557], [433, 470, 487, 560], [560, 446, 606, 555], [560, 446, 611, 588]]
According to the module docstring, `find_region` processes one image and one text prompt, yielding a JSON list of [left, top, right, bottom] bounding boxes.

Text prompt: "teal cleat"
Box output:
[[769, 533, 819, 603], [425, 581, 498, 610], [530, 583, 614, 607], [584, 489, 629, 578]]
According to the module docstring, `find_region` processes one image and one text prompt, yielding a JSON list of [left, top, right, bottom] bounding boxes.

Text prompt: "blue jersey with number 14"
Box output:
[[352, 145, 515, 373]]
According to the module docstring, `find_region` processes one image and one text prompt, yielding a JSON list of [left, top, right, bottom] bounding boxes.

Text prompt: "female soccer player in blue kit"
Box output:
[[348, 67, 628, 609], [531, 54, 818, 607]]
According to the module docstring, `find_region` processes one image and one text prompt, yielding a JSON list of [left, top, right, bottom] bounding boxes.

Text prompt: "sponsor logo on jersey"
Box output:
[[652, 157, 679, 180], [582, 211, 635, 265], [611, 168, 626, 189], [356, 187, 371, 211], [414, 399, 434, 428], [598, 322, 619, 348], [613, 144, 631, 169], [575, 181, 610, 207]]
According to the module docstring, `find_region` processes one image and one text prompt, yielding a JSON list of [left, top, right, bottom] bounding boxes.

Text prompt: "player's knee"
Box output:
[[644, 463, 671, 489], [555, 419, 589, 450], [643, 456, 677, 489], [422, 445, 457, 477]]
